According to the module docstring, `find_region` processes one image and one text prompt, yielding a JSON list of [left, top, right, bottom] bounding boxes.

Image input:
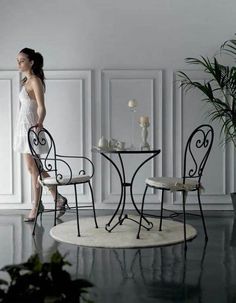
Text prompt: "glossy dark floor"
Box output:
[[0, 210, 236, 303]]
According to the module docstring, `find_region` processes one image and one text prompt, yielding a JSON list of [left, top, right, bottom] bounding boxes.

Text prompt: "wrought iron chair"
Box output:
[[137, 124, 214, 250], [27, 125, 98, 236]]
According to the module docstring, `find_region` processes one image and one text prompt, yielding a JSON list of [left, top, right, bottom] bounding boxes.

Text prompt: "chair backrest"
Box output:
[[183, 124, 214, 183], [28, 126, 94, 185], [28, 126, 58, 181]]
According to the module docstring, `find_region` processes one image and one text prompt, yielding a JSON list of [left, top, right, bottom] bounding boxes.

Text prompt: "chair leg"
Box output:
[[197, 188, 208, 241], [54, 186, 58, 227], [159, 189, 164, 231], [40, 202, 43, 223], [182, 191, 187, 251], [88, 181, 98, 228], [137, 184, 148, 239], [74, 184, 80, 237], [32, 185, 43, 236]]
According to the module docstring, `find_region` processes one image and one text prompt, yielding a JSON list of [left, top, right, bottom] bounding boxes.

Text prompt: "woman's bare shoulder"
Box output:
[[30, 76, 43, 88]]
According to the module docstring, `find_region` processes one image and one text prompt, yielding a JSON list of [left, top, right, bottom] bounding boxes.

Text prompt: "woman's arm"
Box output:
[[31, 77, 46, 128]]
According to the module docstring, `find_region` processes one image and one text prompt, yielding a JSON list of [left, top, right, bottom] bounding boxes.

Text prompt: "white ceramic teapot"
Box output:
[[98, 136, 108, 149]]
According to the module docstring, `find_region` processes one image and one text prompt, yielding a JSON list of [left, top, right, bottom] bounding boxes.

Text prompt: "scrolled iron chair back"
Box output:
[[28, 126, 58, 181], [28, 126, 95, 185], [183, 124, 214, 183]]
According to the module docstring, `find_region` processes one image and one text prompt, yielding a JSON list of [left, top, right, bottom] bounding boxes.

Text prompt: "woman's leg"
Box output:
[[41, 171, 57, 200], [24, 153, 41, 219], [42, 171, 67, 217], [24, 154, 67, 221]]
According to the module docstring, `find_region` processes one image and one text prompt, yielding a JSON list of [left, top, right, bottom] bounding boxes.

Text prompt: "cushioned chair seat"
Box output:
[[40, 175, 91, 186], [146, 177, 200, 192]]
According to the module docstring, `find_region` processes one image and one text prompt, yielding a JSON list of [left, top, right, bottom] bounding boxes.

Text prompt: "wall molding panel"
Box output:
[[100, 69, 163, 205], [172, 71, 232, 208], [0, 70, 93, 208], [41, 70, 93, 206], [0, 71, 22, 206]]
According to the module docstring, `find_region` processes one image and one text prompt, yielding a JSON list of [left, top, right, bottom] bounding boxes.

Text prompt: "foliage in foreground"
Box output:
[[0, 250, 94, 303]]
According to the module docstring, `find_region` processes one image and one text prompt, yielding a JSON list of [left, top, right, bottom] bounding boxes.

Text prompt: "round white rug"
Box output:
[[50, 215, 197, 248], [50, 216, 197, 248]]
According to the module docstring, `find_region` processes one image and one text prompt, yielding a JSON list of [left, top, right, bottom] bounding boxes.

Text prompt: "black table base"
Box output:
[[101, 150, 161, 232], [105, 213, 153, 233]]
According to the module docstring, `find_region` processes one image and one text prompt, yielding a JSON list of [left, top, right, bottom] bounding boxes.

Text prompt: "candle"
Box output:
[[128, 99, 137, 108], [139, 116, 149, 125]]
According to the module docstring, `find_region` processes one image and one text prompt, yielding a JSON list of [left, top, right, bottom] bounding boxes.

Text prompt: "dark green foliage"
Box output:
[[178, 35, 236, 146], [0, 250, 94, 303]]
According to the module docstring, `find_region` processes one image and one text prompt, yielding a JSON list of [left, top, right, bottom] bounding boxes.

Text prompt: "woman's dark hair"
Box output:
[[19, 47, 45, 89]]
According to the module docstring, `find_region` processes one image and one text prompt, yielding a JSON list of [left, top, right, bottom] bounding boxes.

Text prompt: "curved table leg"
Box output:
[[117, 152, 160, 230], [118, 153, 127, 222], [129, 152, 160, 228], [101, 153, 125, 232]]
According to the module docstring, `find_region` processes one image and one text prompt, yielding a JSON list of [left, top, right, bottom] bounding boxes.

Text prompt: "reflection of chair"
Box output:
[[147, 242, 207, 302], [28, 126, 98, 236], [137, 124, 214, 250], [111, 242, 207, 302]]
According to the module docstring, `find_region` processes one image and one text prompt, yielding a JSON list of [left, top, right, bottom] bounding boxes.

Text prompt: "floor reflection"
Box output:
[[230, 216, 236, 247], [70, 238, 212, 302], [0, 211, 236, 302]]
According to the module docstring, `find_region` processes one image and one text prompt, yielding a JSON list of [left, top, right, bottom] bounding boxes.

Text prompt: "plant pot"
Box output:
[[230, 192, 236, 215]]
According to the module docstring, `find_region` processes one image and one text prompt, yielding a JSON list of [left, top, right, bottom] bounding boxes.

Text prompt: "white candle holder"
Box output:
[[128, 99, 137, 150], [140, 122, 150, 151]]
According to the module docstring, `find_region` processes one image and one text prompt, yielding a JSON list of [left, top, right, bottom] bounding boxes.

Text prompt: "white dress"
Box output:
[[13, 86, 49, 154]]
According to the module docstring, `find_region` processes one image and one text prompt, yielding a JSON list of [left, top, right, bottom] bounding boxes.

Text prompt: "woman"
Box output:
[[14, 47, 67, 222]]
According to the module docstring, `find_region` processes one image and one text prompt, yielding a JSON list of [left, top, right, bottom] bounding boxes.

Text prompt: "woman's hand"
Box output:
[[35, 122, 43, 130]]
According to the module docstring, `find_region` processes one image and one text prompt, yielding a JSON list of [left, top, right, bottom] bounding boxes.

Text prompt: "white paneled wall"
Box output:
[[1, 0, 236, 209], [0, 69, 233, 209]]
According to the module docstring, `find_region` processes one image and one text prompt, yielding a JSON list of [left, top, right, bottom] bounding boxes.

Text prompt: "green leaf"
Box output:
[[0, 250, 94, 302], [0, 278, 8, 286]]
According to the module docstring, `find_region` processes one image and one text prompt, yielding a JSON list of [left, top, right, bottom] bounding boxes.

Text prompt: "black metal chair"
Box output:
[[27, 125, 98, 236], [137, 124, 214, 250]]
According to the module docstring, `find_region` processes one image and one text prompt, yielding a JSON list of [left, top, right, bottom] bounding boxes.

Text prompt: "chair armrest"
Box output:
[[56, 154, 95, 178], [34, 154, 94, 185]]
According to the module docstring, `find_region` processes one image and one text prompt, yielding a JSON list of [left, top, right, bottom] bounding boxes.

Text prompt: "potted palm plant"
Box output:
[[178, 35, 236, 212]]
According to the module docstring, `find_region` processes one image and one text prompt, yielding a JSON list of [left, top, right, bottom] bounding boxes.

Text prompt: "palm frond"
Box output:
[[221, 36, 236, 59], [178, 37, 236, 148]]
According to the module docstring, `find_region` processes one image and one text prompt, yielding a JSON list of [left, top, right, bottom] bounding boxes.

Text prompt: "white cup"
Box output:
[[117, 141, 125, 150], [109, 138, 118, 149]]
